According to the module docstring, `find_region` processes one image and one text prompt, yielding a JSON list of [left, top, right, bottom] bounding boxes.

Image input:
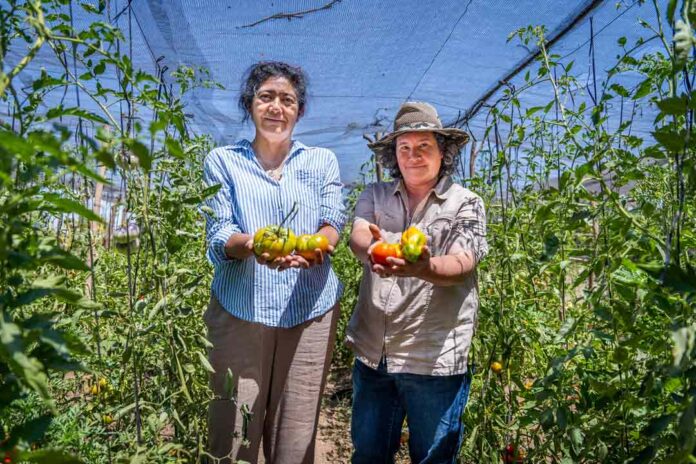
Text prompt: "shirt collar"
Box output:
[[392, 175, 454, 200]]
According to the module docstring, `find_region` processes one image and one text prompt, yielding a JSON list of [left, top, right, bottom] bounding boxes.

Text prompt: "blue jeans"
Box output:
[[351, 358, 472, 464]]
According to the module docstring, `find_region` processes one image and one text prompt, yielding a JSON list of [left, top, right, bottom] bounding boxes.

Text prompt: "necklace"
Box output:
[[265, 164, 284, 181], [254, 144, 287, 181]]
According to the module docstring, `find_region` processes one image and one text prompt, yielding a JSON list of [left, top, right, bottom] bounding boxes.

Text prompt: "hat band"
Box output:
[[395, 121, 442, 131]]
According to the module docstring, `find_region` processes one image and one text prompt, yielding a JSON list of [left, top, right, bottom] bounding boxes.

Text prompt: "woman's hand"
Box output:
[[255, 242, 336, 271], [371, 246, 433, 279], [365, 223, 384, 259], [304, 244, 336, 267]]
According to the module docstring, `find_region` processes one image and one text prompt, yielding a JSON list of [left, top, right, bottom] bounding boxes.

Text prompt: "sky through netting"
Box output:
[[5, 0, 663, 183]]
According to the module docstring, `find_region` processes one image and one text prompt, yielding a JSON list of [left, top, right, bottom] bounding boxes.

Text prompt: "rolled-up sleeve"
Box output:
[[201, 151, 241, 266], [320, 153, 347, 232], [449, 196, 488, 265]]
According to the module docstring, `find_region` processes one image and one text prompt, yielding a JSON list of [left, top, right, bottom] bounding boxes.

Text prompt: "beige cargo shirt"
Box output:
[[345, 176, 488, 376]]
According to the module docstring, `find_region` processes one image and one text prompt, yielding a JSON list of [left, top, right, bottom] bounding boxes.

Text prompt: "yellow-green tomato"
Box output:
[[400, 226, 427, 263], [295, 234, 330, 260], [253, 226, 297, 260]]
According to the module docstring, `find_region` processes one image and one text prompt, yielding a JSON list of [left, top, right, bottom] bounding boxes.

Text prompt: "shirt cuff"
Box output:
[[207, 223, 242, 266], [321, 210, 347, 233]]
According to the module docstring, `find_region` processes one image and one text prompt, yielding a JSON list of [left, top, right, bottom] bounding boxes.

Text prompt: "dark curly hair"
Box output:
[[376, 133, 462, 179], [238, 61, 309, 122]]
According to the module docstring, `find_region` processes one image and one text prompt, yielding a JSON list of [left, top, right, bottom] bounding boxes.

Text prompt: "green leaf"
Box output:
[[93, 60, 106, 75], [526, 106, 546, 117], [17, 449, 84, 464], [540, 408, 554, 429], [10, 414, 52, 445], [95, 149, 116, 169], [0, 316, 54, 411], [125, 139, 152, 172], [556, 317, 576, 341], [678, 399, 696, 450], [0, 129, 34, 158], [42, 193, 104, 223], [644, 414, 675, 437], [42, 248, 90, 271], [541, 234, 560, 261], [200, 205, 216, 218], [569, 427, 584, 454], [652, 127, 687, 153], [45, 106, 110, 125], [629, 446, 655, 464], [165, 137, 185, 159], [197, 351, 215, 373], [667, 0, 678, 24], [609, 83, 630, 98], [656, 95, 688, 115], [633, 78, 652, 99]]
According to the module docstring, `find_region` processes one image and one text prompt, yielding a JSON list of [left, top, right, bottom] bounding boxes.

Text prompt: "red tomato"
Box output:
[[371, 242, 403, 266]]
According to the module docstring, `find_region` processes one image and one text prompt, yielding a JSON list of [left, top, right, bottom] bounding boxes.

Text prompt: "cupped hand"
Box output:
[[372, 246, 432, 279]]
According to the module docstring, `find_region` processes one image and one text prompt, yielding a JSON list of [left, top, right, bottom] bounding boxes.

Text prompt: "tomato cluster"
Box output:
[[89, 377, 111, 397], [370, 226, 427, 265], [253, 226, 330, 262]]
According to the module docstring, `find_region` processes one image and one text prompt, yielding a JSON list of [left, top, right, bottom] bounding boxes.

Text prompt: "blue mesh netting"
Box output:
[[4, 0, 661, 183]]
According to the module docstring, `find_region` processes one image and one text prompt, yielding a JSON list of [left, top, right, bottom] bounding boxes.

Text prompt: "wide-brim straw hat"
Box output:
[[367, 101, 470, 154]]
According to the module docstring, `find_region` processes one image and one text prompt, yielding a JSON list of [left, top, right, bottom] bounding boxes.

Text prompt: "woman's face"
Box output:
[[395, 132, 443, 188], [251, 76, 300, 141]]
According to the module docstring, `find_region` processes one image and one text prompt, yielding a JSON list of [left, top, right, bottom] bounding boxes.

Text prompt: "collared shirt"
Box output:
[[345, 176, 488, 375], [202, 139, 346, 328]]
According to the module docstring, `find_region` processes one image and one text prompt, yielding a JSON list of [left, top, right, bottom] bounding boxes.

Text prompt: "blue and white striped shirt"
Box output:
[[202, 139, 347, 327]]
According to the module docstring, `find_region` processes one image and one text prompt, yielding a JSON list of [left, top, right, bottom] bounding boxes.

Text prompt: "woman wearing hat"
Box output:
[[201, 61, 346, 463], [346, 102, 488, 463]]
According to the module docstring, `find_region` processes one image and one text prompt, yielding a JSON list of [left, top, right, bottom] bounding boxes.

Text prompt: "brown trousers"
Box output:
[[205, 297, 339, 464]]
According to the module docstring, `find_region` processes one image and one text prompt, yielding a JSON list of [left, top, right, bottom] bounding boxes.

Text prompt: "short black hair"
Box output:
[[377, 133, 462, 179], [238, 61, 309, 122]]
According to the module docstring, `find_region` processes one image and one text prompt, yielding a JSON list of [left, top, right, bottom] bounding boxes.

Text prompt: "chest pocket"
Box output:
[[375, 209, 405, 238], [425, 215, 455, 256], [294, 169, 322, 210]]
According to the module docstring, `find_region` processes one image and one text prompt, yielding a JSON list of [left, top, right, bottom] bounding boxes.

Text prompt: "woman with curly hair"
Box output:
[[347, 102, 488, 464]]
